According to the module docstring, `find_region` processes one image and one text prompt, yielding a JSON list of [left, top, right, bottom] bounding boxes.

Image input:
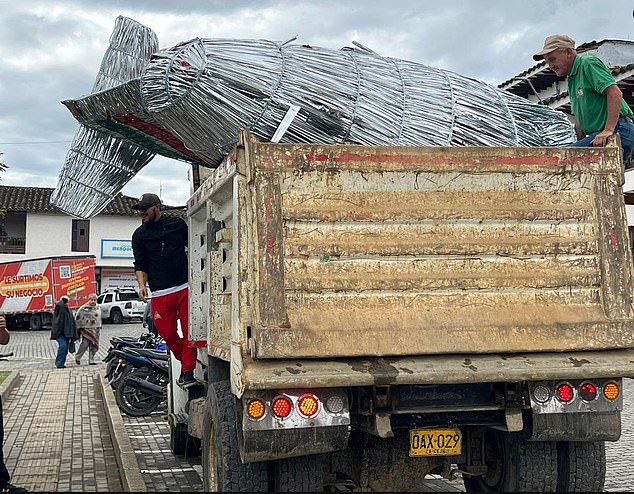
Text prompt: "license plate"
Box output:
[[409, 428, 462, 457]]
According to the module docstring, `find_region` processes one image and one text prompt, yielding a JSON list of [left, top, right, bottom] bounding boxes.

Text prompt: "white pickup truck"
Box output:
[[97, 290, 146, 324]]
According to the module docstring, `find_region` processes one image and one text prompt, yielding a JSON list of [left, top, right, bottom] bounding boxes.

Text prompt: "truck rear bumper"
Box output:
[[240, 349, 634, 390]]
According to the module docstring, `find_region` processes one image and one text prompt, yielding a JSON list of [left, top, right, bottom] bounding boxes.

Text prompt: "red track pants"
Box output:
[[151, 287, 196, 372]]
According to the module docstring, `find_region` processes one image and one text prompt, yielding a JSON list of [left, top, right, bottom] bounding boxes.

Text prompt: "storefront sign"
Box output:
[[101, 239, 134, 259]]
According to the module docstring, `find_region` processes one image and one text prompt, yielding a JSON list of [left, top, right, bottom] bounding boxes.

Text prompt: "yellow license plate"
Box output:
[[409, 428, 462, 457]]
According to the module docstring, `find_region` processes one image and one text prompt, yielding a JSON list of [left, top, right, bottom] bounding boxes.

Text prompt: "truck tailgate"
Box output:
[[235, 136, 634, 358]]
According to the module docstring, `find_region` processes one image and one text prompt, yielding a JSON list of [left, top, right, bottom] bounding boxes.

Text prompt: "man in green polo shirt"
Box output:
[[533, 34, 634, 167]]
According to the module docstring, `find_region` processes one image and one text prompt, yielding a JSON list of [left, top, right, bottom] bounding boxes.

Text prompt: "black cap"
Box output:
[[132, 193, 161, 210]]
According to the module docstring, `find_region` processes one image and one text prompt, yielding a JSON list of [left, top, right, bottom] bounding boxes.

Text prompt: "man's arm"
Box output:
[[0, 315, 10, 345], [135, 270, 149, 302], [591, 84, 623, 147]]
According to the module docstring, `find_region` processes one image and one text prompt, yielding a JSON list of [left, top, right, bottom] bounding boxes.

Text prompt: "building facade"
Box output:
[[0, 186, 143, 293]]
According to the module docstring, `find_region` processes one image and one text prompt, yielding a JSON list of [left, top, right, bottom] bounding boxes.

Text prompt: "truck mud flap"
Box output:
[[240, 424, 349, 463], [530, 411, 620, 441]]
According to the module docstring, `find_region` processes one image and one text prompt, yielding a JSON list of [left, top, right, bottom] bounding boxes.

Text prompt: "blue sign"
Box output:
[[101, 239, 133, 259]]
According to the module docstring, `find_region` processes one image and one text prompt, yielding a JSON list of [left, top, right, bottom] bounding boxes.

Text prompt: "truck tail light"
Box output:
[[297, 394, 319, 417], [603, 382, 620, 400], [325, 394, 345, 413], [579, 382, 597, 401], [271, 396, 293, 418], [246, 399, 266, 420], [556, 383, 574, 403], [532, 384, 552, 404]]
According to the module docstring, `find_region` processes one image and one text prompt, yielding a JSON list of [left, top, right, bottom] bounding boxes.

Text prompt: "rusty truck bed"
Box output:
[[191, 133, 634, 360]]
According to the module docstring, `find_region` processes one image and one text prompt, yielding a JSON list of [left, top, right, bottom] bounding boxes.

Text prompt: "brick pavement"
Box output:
[[2, 368, 122, 492], [122, 409, 202, 492]]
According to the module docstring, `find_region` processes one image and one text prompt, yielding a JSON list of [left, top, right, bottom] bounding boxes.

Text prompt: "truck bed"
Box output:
[[190, 133, 634, 359]]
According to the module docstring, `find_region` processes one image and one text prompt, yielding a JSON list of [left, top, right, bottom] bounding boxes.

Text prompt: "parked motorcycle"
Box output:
[[103, 331, 166, 389], [114, 346, 169, 417]]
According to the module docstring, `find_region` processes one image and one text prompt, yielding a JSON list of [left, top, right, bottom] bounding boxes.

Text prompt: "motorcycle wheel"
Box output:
[[115, 367, 164, 417]]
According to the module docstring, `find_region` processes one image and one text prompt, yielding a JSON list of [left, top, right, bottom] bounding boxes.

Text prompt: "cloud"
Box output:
[[1, 0, 633, 206]]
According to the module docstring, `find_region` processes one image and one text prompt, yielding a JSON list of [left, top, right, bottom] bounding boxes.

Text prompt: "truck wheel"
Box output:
[[273, 455, 323, 492], [461, 430, 557, 493], [202, 380, 268, 492], [111, 308, 123, 324], [29, 314, 42, 330], [557, 441, 605, 492], [170, 422, 200, 456]]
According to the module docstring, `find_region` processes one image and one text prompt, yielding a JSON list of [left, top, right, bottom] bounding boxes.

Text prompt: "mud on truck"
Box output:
[[166, 131, 634, 492]]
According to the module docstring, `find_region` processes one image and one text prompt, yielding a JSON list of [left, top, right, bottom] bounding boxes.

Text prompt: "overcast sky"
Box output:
[[1, 0, 633, 206]]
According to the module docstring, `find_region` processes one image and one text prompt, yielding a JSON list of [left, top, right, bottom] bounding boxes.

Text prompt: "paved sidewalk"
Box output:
[[1, 367, 122, 492]]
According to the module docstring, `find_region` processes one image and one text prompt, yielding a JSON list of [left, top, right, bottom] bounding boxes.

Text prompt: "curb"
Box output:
[[98, 374, 147, 492], [0, 371, 20, 402]]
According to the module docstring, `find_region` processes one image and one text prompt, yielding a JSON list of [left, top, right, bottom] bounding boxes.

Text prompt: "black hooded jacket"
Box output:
[[132, 215, 188, 291]]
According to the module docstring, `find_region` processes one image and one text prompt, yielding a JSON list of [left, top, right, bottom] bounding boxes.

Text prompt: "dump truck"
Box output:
[[0, 256, 97, 330], [168, 131, 634, 492]]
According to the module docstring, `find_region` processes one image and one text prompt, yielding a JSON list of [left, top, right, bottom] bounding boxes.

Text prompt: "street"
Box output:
[[0, 323, 633, 491]]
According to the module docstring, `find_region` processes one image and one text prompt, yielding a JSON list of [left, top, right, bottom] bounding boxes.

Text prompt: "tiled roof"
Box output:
[[0, 185, 185, 217]]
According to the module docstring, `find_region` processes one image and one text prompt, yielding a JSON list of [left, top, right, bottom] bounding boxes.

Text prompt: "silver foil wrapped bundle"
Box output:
[[52, 18, 575, 217]]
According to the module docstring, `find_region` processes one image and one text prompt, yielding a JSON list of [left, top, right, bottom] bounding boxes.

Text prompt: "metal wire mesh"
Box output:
[[140, 38, 575, 157], [50, 16, 158, 217], [53, 18, 575, 218]]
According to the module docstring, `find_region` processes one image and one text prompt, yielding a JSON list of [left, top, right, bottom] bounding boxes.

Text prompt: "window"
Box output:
[[0, 211, 26, 254], [71, 219, 90, 252]]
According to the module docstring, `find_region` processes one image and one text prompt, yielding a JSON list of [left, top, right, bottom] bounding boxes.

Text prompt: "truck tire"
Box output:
[[110, 308, 123, 324], [29, 314, 42, 330], [202, 380, 268, 492], [170, 422, 200, 456], [461, 430, 557, 493], [273, 455, 323, 492], [556, 441, 606, 492]]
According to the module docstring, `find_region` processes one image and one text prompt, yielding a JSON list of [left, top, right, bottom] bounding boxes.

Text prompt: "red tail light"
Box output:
[[579, 382, 597, 401], [272, 396, 292, 418], [556, 383, 574, 403], [297, 394, 319, 417]]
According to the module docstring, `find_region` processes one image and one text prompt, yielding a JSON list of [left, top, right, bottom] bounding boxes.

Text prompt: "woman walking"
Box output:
[[74, 293, 102, 365], [50, 295, 77, 369]]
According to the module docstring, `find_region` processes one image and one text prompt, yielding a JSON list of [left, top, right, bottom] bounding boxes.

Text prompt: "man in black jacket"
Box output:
[[131, 193, 197, 387], [50, 295, 77, 369]]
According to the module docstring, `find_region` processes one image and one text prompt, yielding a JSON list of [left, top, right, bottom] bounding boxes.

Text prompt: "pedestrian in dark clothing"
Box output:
[[50, 295, 77, 369], [0, 315, 28, 493], [131, 193, 197, 388]]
